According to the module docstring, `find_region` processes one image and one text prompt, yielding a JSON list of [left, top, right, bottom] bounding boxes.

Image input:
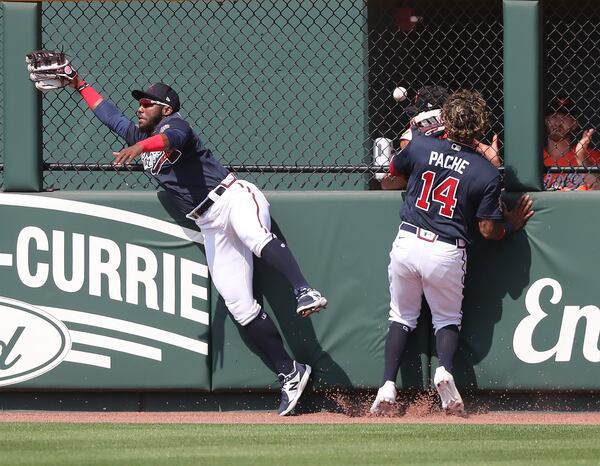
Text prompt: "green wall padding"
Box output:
[[0, 192, 210, 389], [211, 192, 430, 391], [3, 2, 41, 192], [1, 190, 599, 392], [503, 0, 543, 191]]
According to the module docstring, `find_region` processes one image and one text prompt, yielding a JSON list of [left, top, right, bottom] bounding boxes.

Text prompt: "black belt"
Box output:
[[187, 185, 227, 220], [400, 222, 465, 248]]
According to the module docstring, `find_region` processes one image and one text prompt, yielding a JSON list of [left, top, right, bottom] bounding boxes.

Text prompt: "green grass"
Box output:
[[1, 423, 600, 465]]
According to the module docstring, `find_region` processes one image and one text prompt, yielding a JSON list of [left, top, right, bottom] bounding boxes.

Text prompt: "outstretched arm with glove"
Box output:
[[25, 49, 153, 162]]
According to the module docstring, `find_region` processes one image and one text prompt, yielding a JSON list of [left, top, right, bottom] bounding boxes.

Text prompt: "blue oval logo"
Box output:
[[0, 297, 71, 386]]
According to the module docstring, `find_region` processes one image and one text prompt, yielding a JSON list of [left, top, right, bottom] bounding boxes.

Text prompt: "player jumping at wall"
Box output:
[[26, 51, 327, 416], [370, 90, 534, 416]]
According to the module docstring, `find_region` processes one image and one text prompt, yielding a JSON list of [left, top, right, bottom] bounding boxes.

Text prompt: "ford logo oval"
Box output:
[[0, 297, 71, 386]]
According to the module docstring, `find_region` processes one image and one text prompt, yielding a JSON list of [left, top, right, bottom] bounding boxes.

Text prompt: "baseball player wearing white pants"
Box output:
[[190, 174, 279, 326], [371, 90, 534, 416], [388, 228, 466, 333], [60, 63, 326, 416]]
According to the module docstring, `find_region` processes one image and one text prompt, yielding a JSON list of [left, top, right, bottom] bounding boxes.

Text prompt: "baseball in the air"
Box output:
[[393, 86, 408, 102]]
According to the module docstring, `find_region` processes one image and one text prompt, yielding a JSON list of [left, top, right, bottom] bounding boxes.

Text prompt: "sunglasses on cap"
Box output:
[[139, 98, 171, 108]]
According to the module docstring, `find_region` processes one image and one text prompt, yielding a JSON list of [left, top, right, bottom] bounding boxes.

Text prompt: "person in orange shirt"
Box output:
[[544, 97, 600, 190]]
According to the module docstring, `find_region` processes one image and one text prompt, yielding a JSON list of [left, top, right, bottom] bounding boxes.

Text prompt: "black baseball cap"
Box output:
[[405, 85, 450, 117], [132, 83, 180, 112], [546, 96, 578, 117]]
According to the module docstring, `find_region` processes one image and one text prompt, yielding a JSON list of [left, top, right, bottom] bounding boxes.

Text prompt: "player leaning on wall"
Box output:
[[370, 90, 534, 416], [26, 50, 328, 416]]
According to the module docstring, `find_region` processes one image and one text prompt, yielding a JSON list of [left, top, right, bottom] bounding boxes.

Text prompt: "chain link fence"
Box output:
[[0, 0, 591, 192], [41, 0, 368, 191], [368, 0, 504, 188], [37, 0, 507, 191], [544, 0, 600, 191]]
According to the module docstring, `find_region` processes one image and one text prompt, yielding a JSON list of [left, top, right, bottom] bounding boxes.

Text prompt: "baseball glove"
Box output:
[[400, 108, 446, 141], [25, 50, 78, 92], [410, 108, 445, 137]]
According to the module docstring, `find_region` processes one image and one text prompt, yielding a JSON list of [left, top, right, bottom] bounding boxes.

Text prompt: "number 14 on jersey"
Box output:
[[415, 171, 459, 218]]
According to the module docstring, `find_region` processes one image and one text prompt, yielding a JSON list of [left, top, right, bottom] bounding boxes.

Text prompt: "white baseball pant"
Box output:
[[189, 174, 275, 326], [387, 225, 467, 332]]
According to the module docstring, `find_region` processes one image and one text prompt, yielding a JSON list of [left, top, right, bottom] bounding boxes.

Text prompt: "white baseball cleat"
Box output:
[[370, 380, 397, 415], [434, 366, 466, 416]]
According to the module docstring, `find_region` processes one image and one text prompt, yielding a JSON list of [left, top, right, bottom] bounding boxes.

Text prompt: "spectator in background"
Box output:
[[383, 85, 449, 190], [544, 97, 600, 191], [398, 85, 450, 151], [382, 85, 501, 190]]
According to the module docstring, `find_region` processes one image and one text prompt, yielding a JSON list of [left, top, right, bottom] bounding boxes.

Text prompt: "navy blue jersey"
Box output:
[[94, 99, 229, 214], [392, 130, 502, 243]]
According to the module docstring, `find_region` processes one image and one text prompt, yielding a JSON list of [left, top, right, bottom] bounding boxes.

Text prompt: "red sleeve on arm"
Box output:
[[79, 85, 103, 109], [137, 134, 166, 152], [389, 156, 401, 176]]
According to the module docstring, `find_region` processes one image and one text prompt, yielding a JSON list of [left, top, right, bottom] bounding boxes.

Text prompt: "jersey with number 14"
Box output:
[[391, 130, 503, 243]]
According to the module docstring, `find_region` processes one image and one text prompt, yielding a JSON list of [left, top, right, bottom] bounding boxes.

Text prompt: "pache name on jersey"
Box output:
[[428, 150, 470, 175]]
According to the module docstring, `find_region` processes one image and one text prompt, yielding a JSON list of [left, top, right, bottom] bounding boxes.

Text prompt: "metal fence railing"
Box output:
[[367, 0, 504, 188]]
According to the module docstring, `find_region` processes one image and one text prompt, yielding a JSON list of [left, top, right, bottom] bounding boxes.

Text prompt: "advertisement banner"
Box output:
[[1, 191, 598, 393], [0, 193, 211, 389], [453, 193, 600, 390]]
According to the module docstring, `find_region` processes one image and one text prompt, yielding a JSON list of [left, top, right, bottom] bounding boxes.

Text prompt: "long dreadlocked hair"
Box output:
[[441, 90, 490, 145]]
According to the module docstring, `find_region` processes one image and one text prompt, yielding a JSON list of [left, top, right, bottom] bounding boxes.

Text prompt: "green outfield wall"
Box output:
[[1, 0, 598, 405], [0, 191, 598, 395]]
